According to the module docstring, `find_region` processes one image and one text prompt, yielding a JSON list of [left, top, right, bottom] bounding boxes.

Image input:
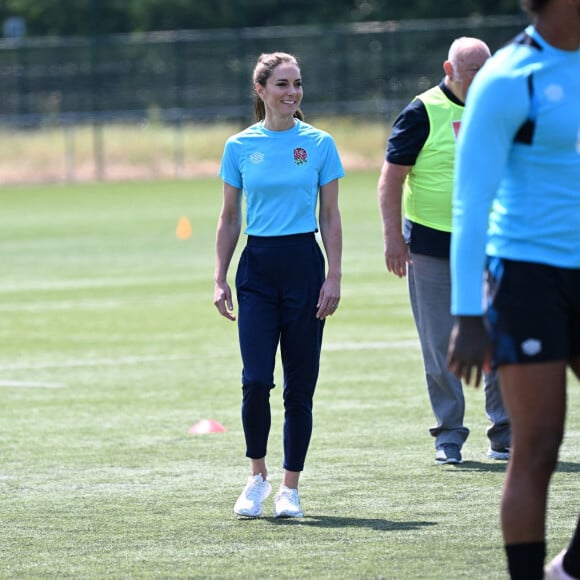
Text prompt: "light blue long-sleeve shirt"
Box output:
[[451, 25, 580, 315]]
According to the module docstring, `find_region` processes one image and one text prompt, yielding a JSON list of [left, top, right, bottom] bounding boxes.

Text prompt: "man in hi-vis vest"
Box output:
[[377, 37, 511, 465]]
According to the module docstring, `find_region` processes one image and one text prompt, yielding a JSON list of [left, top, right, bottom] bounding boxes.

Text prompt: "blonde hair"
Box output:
[[252, 52, 305, 122]]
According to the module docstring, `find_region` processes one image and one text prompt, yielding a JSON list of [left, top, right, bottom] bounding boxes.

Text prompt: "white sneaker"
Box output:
[[274, 486, 303, 518], [545, 550, 577, 580], [487, 447, 510, 461], [234, 474, 271, 517]]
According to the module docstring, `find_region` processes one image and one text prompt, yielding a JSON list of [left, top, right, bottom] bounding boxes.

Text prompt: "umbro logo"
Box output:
[[544, 84, 563, 102], [249, 152, 265, 164], [521, 338, 542, 356]]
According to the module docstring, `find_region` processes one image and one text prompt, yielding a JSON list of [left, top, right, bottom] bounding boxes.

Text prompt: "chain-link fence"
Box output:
[[0, 15, 528, 182]]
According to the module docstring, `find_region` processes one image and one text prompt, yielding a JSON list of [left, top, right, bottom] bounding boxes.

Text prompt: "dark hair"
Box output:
[[520, 0, 551, 14], [252, 52, 305, 122]]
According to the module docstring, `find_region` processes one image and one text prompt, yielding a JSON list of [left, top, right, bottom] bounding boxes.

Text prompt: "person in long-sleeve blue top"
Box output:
[[447, 0, 580, 578]]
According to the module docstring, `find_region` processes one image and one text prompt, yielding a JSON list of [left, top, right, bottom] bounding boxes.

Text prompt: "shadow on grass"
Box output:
[[555, 461, 580, 473], [270, 516, 437, 531], [441, 460, 580, 473], [447, 460, 508, 472]]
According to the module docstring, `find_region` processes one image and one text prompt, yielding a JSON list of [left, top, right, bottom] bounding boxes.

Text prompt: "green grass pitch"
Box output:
[[1, 172, 578, 578]]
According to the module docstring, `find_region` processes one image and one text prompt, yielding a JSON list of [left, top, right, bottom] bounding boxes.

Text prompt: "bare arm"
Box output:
[[213, 182, 242, 321], [377, 160, 412, 278], [317, 178, 342, 320]]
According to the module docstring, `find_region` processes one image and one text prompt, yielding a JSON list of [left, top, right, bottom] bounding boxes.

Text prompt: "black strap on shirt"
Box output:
[[513, 31, 542, 145]]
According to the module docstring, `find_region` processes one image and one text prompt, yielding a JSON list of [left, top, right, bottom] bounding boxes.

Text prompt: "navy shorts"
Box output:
[[486, 257, 580, 367]]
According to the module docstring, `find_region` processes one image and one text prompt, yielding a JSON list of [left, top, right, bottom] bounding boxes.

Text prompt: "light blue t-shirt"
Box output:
[[451, 25, 580, 315], [219, 119, 344, 237]]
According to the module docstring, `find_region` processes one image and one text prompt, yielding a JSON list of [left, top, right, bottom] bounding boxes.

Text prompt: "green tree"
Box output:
[[0, 0, 523, 37], [126, 0, 239, 32], [0, 0, 130, 36]]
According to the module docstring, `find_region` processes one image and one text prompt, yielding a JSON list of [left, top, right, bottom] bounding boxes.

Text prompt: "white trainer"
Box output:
[[274, 486, 303, 518], [234, 474, 271, 517], [487, 447, 510, 461], [545, 550, 577, 580]]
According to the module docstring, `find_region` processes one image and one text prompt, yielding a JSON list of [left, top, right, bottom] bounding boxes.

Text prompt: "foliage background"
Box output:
[[0, 0, 524, 36]]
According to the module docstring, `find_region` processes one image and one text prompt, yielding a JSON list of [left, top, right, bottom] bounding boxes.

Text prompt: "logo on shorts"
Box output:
[[521, 338, 542, 356]]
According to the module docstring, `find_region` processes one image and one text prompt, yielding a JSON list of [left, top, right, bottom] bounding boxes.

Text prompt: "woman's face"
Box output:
[[256, 63, 303, 119]]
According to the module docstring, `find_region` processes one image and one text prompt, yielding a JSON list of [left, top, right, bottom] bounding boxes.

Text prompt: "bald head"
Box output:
[[444, 37, 491, 103]]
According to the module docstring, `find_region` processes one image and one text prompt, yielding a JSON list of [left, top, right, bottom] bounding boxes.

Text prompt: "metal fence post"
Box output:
[[90, 0, 105, 180]]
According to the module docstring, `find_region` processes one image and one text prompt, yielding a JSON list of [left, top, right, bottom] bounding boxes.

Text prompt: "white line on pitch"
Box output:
[[324, 339, 419, 351], [0, 380, 64, 388], [0, 353, 192, 371], [0, 275, 197, 293], [0, 343, 418, 373], [0, 293, 194, 312]]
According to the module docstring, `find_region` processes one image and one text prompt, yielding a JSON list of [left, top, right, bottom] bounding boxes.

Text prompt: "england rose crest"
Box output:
[[293, 147, 307, 165]]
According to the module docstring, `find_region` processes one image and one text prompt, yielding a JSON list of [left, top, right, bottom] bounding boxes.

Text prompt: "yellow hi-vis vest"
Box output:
[[403, 85, 463, 233]]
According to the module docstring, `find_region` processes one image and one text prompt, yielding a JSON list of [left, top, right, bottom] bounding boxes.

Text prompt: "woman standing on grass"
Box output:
[[213, 52, 344, 519], [446, 0, 580, 577]]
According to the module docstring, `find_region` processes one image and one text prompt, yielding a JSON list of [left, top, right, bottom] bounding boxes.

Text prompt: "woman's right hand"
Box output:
[[213, 280, 236, 321]]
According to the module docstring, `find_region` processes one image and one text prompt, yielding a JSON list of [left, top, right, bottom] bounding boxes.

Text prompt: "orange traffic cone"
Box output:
[[176, 216, 192, 240]]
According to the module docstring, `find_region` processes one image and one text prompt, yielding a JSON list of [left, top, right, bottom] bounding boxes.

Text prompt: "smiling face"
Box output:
[[255, 62, 303, 123]]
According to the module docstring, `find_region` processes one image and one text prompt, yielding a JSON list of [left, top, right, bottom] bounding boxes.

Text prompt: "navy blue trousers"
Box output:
[[235, 233, 325, 472]]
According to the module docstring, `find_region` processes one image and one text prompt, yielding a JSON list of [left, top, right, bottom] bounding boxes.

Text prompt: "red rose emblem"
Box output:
[[293, 147, 308, 165]]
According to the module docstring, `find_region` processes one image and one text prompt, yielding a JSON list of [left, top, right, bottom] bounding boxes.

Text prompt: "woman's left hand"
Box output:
[[316, 278, 340, 319]]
